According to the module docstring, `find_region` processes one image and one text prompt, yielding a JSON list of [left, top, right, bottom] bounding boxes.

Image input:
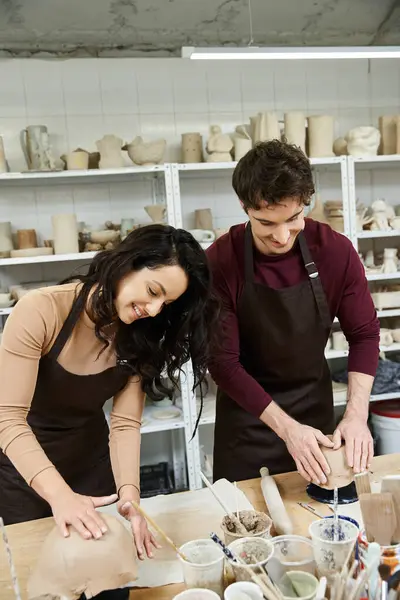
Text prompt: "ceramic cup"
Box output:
[[188, 229, 215, 243], [266, 535, 316, 585], [172, 588, 220, 600], [173, 590, 221, 600], [224, 581, 263, 600], [227, 537, 274, 582], [221, 510, 272, 545], [278, 571, 319, 600], [309, 517, 358, 582], [66, 151, 89, 170], [178, 539, 225, 597]]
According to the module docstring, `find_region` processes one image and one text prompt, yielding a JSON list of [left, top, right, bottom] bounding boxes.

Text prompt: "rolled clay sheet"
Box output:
[[27, 513, 137, 600]]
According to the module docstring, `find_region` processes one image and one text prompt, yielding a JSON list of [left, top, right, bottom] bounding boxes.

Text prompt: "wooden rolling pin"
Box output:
[[260, 467, 294, 535]]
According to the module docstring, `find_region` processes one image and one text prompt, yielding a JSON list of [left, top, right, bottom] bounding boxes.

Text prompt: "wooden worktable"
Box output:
[[2, 453, 400, 600]]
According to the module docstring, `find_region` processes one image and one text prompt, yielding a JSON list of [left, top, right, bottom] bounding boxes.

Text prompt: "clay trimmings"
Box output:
[[222, 510, 270, 535], [27, 513, 137, 600]]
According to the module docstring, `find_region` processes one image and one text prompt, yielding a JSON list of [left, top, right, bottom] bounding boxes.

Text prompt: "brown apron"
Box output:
[[0, 289, 130, 525], [213, 225, 335, 482]]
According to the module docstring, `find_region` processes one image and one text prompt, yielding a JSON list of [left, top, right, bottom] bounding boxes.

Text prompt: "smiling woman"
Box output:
[[0, 223, 219, 570]]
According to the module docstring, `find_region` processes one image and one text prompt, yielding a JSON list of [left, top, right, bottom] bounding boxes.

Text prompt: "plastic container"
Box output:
[[173, 590, 221, 600], [266, 535, 316, 584], [227, 537, 274, 582], [178, 539, 225, 597], [221, 510, 272, 545], [309, 517, 358, 582], [278, 571, 319, 600], [224, 581, 263, 600], [370, 401, 400, 454]]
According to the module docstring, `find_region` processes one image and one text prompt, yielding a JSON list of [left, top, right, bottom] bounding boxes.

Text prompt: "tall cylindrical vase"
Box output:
[[181, 133, 203, 163], [0, 222, 13, 257], [52, 214, 79, 254], [284, 112, 306, 152], [307, 115, 334, 158]]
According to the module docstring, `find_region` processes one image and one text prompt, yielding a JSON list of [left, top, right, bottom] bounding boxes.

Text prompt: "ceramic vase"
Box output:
[[17, 229, 37, 249], [144, 204, 166, 223], [195, 208, 213, 230], [378, 115, 399, 155], [181, 133, 203, 163], [20, 125, 56, 170], [0, 222, 13, 257], [66, 151, 89, 170], [52, 214, 79, 254], [307, 115, 334, 158], [284, 112, 306, 152], [0, 136, 7, 173], [253, 112, 280, 143]]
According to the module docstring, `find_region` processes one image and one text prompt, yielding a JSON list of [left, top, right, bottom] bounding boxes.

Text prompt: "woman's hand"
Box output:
[[50, 490, 118, 539], [117, 486, 161, 560]]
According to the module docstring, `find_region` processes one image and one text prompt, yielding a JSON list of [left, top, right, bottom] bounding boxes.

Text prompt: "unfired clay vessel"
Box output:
[[20, 125, 57, 171], [145, 204, 167, 223], [52, 214, 79, 254], [0, 136, 8, 173], [319, 436, 353, 490], [181, 133, 203, 163], [234, 125, 252, 161], [253, 112, 281, 144], [27, 513, 137, 599], [284, 112, 306, 152], [124, 136, 166, 166], [307, 115, 334, 158], [379, 115, 400, 155], [0, 221, 13, 257]]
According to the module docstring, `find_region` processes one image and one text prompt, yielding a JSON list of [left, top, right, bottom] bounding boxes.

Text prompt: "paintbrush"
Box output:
[[130, 500, 188, 561], [0, 517, 22, 600], [200, 471, 248, 534]]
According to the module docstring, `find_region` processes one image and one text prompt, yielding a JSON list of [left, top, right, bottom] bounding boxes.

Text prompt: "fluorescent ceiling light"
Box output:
[[182, 46, 400, 60]]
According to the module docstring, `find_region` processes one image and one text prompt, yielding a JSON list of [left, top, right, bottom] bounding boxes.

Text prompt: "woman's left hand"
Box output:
[[117, 488, 161, 560]]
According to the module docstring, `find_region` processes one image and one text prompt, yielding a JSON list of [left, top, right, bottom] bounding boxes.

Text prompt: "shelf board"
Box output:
[[325, 349, 348, 359], [0, 165, 165, 185], [0, 307, 13, 315], [353, 155, 400, 168], [367, 271, 400, 282], [176, 157, 341, 174], [0, 251, 97, 266], [358, 230, 400, 239], [141, 405, 184, 434], [377, 309, 400, 318]]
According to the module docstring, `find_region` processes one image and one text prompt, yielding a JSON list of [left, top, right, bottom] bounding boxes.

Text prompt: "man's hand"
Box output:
[[333, 416, 373, 473], [282, 422, 334, 485]]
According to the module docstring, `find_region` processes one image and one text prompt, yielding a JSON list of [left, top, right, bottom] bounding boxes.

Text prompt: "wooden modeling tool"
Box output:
[[0, 517, 22, 600], [359, 492, 397, 546], [354, 471, 371, 497], [130, 500, 188, 561], [260, 467, 293, 535], [200, 471, 247, 534], [381, 475, 400, 543]]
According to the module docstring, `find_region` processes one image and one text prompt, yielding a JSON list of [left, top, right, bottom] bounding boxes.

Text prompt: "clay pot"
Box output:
[[319, 435, 353, 490], [17, 229, 38, 249]]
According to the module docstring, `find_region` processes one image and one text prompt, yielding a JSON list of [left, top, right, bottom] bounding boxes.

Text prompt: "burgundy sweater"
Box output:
[[206, 219, 380, 418]]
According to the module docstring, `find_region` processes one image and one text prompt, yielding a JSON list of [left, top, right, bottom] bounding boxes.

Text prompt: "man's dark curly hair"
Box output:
[[232, 139, 315, 211]]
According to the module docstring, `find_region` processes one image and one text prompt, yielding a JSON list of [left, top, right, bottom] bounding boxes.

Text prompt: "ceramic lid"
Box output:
[[371, 400, 400, 418]]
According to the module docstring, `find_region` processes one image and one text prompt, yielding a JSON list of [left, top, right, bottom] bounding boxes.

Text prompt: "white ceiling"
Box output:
[[0, 0, 399, 57]]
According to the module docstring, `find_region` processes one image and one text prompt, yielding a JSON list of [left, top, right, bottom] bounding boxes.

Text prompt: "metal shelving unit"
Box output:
[[2, 156, 400, 491]]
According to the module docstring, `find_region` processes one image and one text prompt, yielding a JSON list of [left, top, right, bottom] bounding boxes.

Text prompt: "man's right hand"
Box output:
[[282, 423, 334, 484]]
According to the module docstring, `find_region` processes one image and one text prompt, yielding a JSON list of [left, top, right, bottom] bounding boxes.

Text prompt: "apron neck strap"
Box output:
[[244, 224, 332, 330], [48, 287, 88, 360]]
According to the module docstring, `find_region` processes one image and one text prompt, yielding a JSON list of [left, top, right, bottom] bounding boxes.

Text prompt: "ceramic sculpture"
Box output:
[[181, 133, 203, 163], [20, 125, 57, 171], [345, 126, 380, 157], [253, 112, 281, 144], [206, 126, 233, 162], [233, 125, 252, 161], [378, 115, 399, 155], [96, 134, 125, 169], [124, 137, 166, 166]]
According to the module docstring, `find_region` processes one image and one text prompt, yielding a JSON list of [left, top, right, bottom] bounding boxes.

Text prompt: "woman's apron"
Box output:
[[0, 291, 130, 524], [213, 224, 335, 481]]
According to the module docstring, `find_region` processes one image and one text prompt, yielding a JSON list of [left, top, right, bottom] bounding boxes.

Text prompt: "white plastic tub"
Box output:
[[371, 401, 400, 455]]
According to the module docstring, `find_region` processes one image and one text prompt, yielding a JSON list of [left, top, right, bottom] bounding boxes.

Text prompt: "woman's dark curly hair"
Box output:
[[62, 224, 220, 410], [232, 139, 315, 210]]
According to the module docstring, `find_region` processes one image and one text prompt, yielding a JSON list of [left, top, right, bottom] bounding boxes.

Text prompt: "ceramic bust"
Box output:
[[206, 125, 233, 162], [27, 513, 137, 599], [319, 436, 353, 490]]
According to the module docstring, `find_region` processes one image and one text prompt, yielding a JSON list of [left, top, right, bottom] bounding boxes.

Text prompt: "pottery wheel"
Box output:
[[306, 481, 358, 504]]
